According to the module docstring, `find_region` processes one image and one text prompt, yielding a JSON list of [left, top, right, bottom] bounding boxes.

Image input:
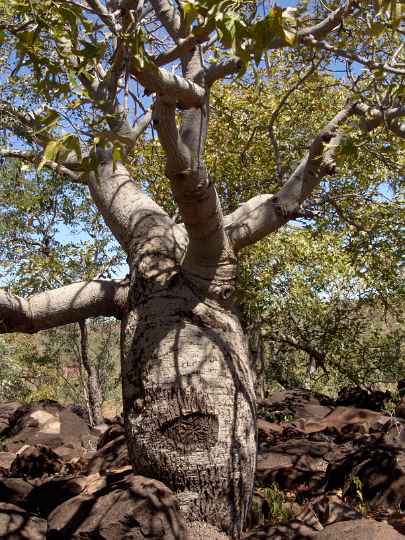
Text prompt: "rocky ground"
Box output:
[[0, 385, 404, 539]]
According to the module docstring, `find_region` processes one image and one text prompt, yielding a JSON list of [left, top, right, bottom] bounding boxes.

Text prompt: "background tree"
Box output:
[[0, 1, 404, 537], [0, 155, 124, 423]]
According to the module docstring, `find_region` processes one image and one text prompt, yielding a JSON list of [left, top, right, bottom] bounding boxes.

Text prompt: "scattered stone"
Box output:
[[3, 400, 94, 455], [10, 445, 64, 478], [336, 386, 391, 412], [86, 434, 129, 474], [258, 389, 333, 422], [0, 451, 17, 474], [0, 401, 23, 436], [96, 422, 125, 450], [0, 477, 33, 506], [0, 502, 47, 539], [312, 518, 404, 539]]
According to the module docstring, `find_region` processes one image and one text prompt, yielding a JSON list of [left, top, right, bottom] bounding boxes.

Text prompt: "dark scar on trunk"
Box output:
[[160, 411, 219, 452]]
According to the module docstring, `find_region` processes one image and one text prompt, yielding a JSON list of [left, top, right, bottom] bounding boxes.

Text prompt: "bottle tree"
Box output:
[[0, 1, 404, 537]]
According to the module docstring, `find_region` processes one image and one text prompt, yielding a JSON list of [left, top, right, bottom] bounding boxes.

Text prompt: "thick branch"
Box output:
[[153, 100, 226, 269], [0, 279, 129, 334], [225, 104, 354, 250], [131, 64, 205, 108], [149, 0, 182, 41], [87, 156, 186, 274]]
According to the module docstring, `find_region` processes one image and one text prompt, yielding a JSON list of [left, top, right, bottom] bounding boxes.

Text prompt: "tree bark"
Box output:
[[121, 263, 257, 539], [79, 320, 104, 427]]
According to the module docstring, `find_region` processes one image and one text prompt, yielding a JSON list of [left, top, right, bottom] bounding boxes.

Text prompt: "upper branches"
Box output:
[[225, 101, 405, 251]]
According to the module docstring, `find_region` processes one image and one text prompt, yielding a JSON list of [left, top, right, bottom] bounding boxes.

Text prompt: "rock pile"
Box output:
[[0, 387, 403, 539]]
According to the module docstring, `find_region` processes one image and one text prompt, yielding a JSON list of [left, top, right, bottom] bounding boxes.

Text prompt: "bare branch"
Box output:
[[153, 32, 211, 67], [0, 148, 85, 183], [298, 0, 354, 40], [205, 57, 244, 86], [304, 35, 405, 76], [0, 279, 129, 334]]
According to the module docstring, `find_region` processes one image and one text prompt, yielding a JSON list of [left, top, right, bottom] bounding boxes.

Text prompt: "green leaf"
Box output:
[[112, 145, 123, 171], [38, 140, 61, 170]]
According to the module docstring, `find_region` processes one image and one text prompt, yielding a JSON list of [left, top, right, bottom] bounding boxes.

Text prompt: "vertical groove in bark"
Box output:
[[79, 320, 104, 426], [121, 271, 257, 539]]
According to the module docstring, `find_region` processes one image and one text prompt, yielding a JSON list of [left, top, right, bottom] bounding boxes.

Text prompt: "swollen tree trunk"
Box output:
[[121, 269, 257, 539], [79, 319, 104, 426]]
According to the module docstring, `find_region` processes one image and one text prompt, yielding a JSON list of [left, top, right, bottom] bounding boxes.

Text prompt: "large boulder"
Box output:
[[0, 502, 47, 539], [24, 475, 88, 517], [47, 473, 188, 540], [312, 519, 404, 539], [292, 407, 389, 435], [2, 400, 95, 458]]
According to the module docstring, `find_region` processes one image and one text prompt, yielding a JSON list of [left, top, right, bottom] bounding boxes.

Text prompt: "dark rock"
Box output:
[[0, 477, 33, 506], [312, 519, 404, 539], [47, 474, 188, 540], [242, 518, 319, 539], [395, 397, 405, 420], [0, 401, 23, 436], [67, 403, 90, 423], [258, 389, 334, 423], [24, 475, 89, 517], [86, 434, 129, 474], [336, 387, 391, 412], [0, 451, 17, 474], [0, 502, 47, 539], [10, 445, 64, 478], [292, 407, 389, 435], [96, 422, 125, 450], [311, 493, 362, 526], [3, 400, 94, 455]]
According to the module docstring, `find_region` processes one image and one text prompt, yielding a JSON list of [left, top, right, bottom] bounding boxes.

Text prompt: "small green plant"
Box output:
[[351, 476, 368, 516], [263, 482, 289, 522], [384, 390, 400, 415]]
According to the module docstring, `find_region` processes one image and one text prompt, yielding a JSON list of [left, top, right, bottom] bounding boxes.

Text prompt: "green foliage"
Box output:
[[350, 476, 368, 516], [0, 158, 123, 293], [263, 482, 289, 522], [0, 320, 121, 406]]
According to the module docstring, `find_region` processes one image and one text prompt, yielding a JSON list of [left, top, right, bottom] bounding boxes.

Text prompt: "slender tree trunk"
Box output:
[[79, 320, 104, 426], [248, 328, 266, 401], [121, 273, 257, 539]]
